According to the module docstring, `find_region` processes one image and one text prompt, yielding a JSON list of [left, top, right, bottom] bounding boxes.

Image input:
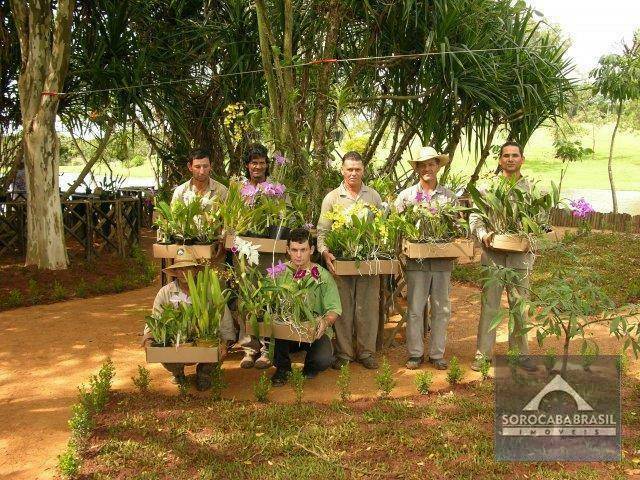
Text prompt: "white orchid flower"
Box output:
[[169, 291, 191, 308], [234, 237, 261, 266]]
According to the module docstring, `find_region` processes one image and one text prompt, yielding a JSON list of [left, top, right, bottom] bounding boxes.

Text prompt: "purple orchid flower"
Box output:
[[293, 269, 307, 280], [241, 182, 258, 204], [569, 198, 595, 219], [304, 223, 314, 230], [231, 246, 239, 254], [274, 152, 287, 166], [266, 260, 287, 278], [415, 190, 432, 203], [310, 265, 320, 280]]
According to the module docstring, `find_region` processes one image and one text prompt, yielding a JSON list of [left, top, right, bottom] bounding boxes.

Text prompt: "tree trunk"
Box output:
[[608, 101, 622, 214], [11, 0, 75, 270], [63, 117, 116, 199]]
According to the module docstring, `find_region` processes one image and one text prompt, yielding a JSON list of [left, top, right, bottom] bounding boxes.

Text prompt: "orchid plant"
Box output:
[[322, 200, 403, 260], [230, 237, 319, 354], [568, 197, 595, 235], [155, 196, 223, 244], [145, 268, 228, 347], [398, 191, 469, 243], [468, 177, 559, 237], [145, 293, 195, 347]]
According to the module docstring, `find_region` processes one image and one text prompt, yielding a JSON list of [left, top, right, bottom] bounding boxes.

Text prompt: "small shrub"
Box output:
[[75, 279, 89, 298], [132, 365, 151, 393], [28, 279, 41, 304], [177, 377, 190, 398], [209, 364, 227, 401], [617, 351, 629, 375], [581, 342, 598, 370], [447, 356, 464, 386], [336, 363, 351, 402], [68, 403, 94, 445], [477, 355, 491, 381], [375, 357, 396, 399], [111, 275, 126, 293], [57, 442, 80, 478], [52, 281, 68, 301], [415, 371, 433, 395], [254, 372, 272, 403], [5, 289, 23, 308], [544, 349, 557, 373], [92, 278, 108, 294], [290, 366, 305, 403]]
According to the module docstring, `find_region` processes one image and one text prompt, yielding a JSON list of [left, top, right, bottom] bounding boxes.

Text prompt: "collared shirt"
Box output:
[[144, 280, 236, 342], [171, 177, 228, 206], [316, 182, 383, 254], [394, 183, 457, 213], [469, 175, 531, 242]]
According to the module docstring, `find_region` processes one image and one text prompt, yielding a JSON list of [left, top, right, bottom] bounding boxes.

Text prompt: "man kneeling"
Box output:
[[142, 250, 236, 391], [271, 228, 342, 386]]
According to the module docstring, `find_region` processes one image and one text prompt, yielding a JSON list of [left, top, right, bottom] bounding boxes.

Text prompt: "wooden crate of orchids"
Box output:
[[322, 200, 402, 275], [145, 267, 229, 363]]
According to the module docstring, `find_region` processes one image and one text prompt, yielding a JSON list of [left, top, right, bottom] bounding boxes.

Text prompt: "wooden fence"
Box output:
[[0, 197, 142, 260], [550, 208, 640, 234]]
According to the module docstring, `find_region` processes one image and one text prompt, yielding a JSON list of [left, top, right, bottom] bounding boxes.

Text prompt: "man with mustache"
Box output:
[[317, 151, 383, 370]]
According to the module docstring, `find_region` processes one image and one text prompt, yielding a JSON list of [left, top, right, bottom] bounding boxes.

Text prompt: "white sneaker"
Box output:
[[254, 353, 272, 369], [240, 352, 255, 369]]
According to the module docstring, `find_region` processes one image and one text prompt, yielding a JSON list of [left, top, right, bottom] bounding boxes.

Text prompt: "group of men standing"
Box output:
[[145, 140, 537, 389]]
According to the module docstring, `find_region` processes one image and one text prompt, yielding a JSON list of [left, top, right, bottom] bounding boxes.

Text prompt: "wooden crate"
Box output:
[[490, 230, 560, 253], [225, 234, 288, 254], [333, 259, 401, 276], [152, 243, 218, 259], [489, 234, 530, 252], [145, 345, 219, 363], [244, 321, 316, 343], [402, 239, 474, 259]]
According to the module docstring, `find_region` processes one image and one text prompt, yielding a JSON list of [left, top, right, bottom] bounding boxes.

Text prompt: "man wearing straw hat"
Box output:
[[469, 141, 536, 372], [395, 146, 457, 370], [141, 249, 237, 390], [317, 151, 383, 370]]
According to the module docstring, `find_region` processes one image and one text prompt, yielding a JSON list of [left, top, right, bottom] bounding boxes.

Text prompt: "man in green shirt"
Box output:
[[271, 228, 342, 386]]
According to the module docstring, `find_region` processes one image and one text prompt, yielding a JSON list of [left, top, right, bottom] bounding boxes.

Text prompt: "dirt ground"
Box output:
[[1, 275, 639, 479]]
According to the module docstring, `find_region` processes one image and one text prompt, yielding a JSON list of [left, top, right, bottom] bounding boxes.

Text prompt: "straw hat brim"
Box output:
[[409, 153, 450, 169], [162, 261, 204, 277]]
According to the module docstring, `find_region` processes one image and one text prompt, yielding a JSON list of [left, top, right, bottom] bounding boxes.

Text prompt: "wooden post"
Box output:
[[115, 199, 125, 257], [84, 200, 92, 261], [377, 275, 387, 351]]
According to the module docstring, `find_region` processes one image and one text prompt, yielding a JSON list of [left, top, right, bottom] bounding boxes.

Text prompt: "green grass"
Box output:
[[452, 231, 640, 306], [77, 381, 640, 479]]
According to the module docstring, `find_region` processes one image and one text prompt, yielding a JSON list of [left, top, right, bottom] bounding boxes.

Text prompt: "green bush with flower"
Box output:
[[230, 237, 319, 351], [155, 196, 224, 244], [145, 267, 228, 346], [468, 177, 559, 236], [398, 191, 469, 243], [322, 200, 403, 261]]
